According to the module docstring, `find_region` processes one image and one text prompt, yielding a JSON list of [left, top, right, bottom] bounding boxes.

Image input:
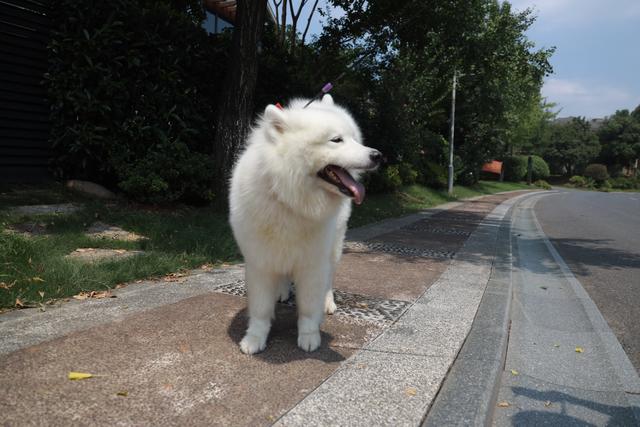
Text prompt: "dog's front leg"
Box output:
[[294, 266, 329, 352], [239, 264, 282, 355]]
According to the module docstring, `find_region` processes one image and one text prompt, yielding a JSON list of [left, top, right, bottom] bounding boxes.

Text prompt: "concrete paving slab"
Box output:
[[65, 248, 145, 262], [510, 292, 595, 333], [85, 221, 147, 241], [505, 321, 627, 391], [275, 351, 450, 427]]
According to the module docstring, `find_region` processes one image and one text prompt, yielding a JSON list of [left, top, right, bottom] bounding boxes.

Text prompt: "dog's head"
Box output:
[[258, 95, 382, 205]]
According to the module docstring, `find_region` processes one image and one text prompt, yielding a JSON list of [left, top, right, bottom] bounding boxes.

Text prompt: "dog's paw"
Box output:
[[278, 283, 291, 302], [325, 299, 337, 315], [297, 331, 321, 352], [239, 334, 267, 355]]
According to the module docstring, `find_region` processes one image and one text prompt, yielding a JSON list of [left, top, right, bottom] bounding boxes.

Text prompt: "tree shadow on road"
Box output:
[[506, 386, 639, 426]]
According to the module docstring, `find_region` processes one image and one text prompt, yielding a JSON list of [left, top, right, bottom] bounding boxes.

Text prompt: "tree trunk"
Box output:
[[212, 0, 267, 195]]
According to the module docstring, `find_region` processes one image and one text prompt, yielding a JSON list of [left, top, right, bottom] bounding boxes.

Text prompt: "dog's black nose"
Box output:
[[370, 150, 383, 164]]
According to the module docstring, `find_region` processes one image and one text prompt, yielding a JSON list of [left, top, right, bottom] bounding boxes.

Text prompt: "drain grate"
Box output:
[[400, 224, 471, 236], [212, 280, 410, 325], [344, 241, 455, 259]]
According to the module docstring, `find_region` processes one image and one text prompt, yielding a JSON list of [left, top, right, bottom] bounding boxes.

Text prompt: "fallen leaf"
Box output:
[[73, 292, 89, 300], [68, 372, 93, 380], [355, 302, 369, 309], [114, 249, 126, 254], [405, 387, 417, 396], [38, 291, 45, 299], [497, 401, 510, 408], [553, 344, 560, 348], [575, 347, 584, 353], [0, 281, 15, 290], [73, 291, 114, 300], [15, 298, 24, 308], [544, 400, 552, 407], [28, 257, 32, 265], [510, 369, 519, 376], [116, 391, 128, 397], [356, 363, 367, 369], [540, 286, 548, 290]]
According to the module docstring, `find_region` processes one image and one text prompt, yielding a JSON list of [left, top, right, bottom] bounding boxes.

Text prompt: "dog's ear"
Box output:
[[264, 104, 287, 137], [321, 94, 334, 105]]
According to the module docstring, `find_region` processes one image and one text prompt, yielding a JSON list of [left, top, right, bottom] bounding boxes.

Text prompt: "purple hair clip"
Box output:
[[303, 82, 334, 108]]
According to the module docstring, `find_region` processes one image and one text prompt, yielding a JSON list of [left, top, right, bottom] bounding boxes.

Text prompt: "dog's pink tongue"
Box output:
[[332, 166, 365, 205]]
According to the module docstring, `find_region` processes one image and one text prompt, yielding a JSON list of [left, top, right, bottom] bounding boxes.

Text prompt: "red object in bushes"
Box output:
[[482, 160, 503, 175]]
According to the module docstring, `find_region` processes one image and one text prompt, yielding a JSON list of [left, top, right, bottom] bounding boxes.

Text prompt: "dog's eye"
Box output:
[[330, 136, 343, 143]]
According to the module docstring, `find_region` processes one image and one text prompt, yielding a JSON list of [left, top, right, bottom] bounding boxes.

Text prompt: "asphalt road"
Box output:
[[535, 189, 640, 371]]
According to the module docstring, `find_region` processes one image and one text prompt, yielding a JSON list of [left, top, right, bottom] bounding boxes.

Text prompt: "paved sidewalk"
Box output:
[[0, 191, 530, 426]]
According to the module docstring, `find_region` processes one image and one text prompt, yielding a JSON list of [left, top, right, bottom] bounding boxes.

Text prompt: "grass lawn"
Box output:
[[0, 180, 530, 309]]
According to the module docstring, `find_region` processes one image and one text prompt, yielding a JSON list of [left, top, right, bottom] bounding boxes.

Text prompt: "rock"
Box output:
[[66, 180, 116, 199], [3, 222, 49, 236], [65, 248, 144, 263], [11, 203, 82, 215], [86, 222, 147, 242]]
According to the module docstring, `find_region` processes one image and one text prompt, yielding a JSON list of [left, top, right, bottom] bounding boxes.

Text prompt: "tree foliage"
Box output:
[[597, 109, 640, 173], [47, 0, 228, 203], [544, 118, 600, 176], [319, 0, 554, 183]]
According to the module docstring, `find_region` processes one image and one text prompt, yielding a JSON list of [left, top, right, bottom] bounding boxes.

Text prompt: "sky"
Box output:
[[507, 0, 640, 118], [300, 0, 640, 118]]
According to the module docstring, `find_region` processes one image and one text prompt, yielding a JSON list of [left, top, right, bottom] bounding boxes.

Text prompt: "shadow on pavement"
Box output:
[[227, 306, 347, 364], [508, 387, 639, 427]]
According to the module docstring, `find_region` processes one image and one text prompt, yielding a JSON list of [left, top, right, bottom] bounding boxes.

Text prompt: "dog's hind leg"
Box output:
[[294, 266, 329, 352], [239, 264, 282, 355]]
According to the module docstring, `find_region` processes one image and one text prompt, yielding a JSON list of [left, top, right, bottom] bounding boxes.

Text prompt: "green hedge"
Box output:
[[47, 0, 228, 203]]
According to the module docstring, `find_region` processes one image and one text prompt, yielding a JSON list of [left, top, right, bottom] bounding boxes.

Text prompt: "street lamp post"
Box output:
[[447, 70, 457, 195]]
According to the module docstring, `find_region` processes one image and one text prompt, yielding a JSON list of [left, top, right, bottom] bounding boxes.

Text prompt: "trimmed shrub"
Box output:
[[47, 0, 228, 203], [502, 156, 528, 181], [533, 180, 551, 190], [583, 164, 609, 184], [569, 175, 587, 187], [530, 155, 550, 181], [398, 162, 418, 185]]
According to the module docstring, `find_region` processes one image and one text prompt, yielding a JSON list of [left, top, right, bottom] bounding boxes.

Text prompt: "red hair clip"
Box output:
[[275, 102, 284, 110]]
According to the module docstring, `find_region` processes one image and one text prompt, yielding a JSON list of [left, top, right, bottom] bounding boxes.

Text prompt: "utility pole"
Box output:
[[447, 70, 457, 195]]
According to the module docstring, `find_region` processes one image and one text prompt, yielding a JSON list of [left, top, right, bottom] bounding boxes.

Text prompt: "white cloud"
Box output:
[[506, 0, 640, 27], [543, 78, 637, 118]]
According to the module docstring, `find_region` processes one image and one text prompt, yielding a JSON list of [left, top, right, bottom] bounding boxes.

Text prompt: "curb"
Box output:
[[422, 197, 518, 426]]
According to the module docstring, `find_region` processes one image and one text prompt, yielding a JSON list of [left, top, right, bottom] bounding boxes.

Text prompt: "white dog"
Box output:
[[229, 95, 382, 354]]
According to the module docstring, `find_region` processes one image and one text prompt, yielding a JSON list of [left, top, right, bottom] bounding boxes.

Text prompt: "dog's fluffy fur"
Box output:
[[229, 95, 381, 354]]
